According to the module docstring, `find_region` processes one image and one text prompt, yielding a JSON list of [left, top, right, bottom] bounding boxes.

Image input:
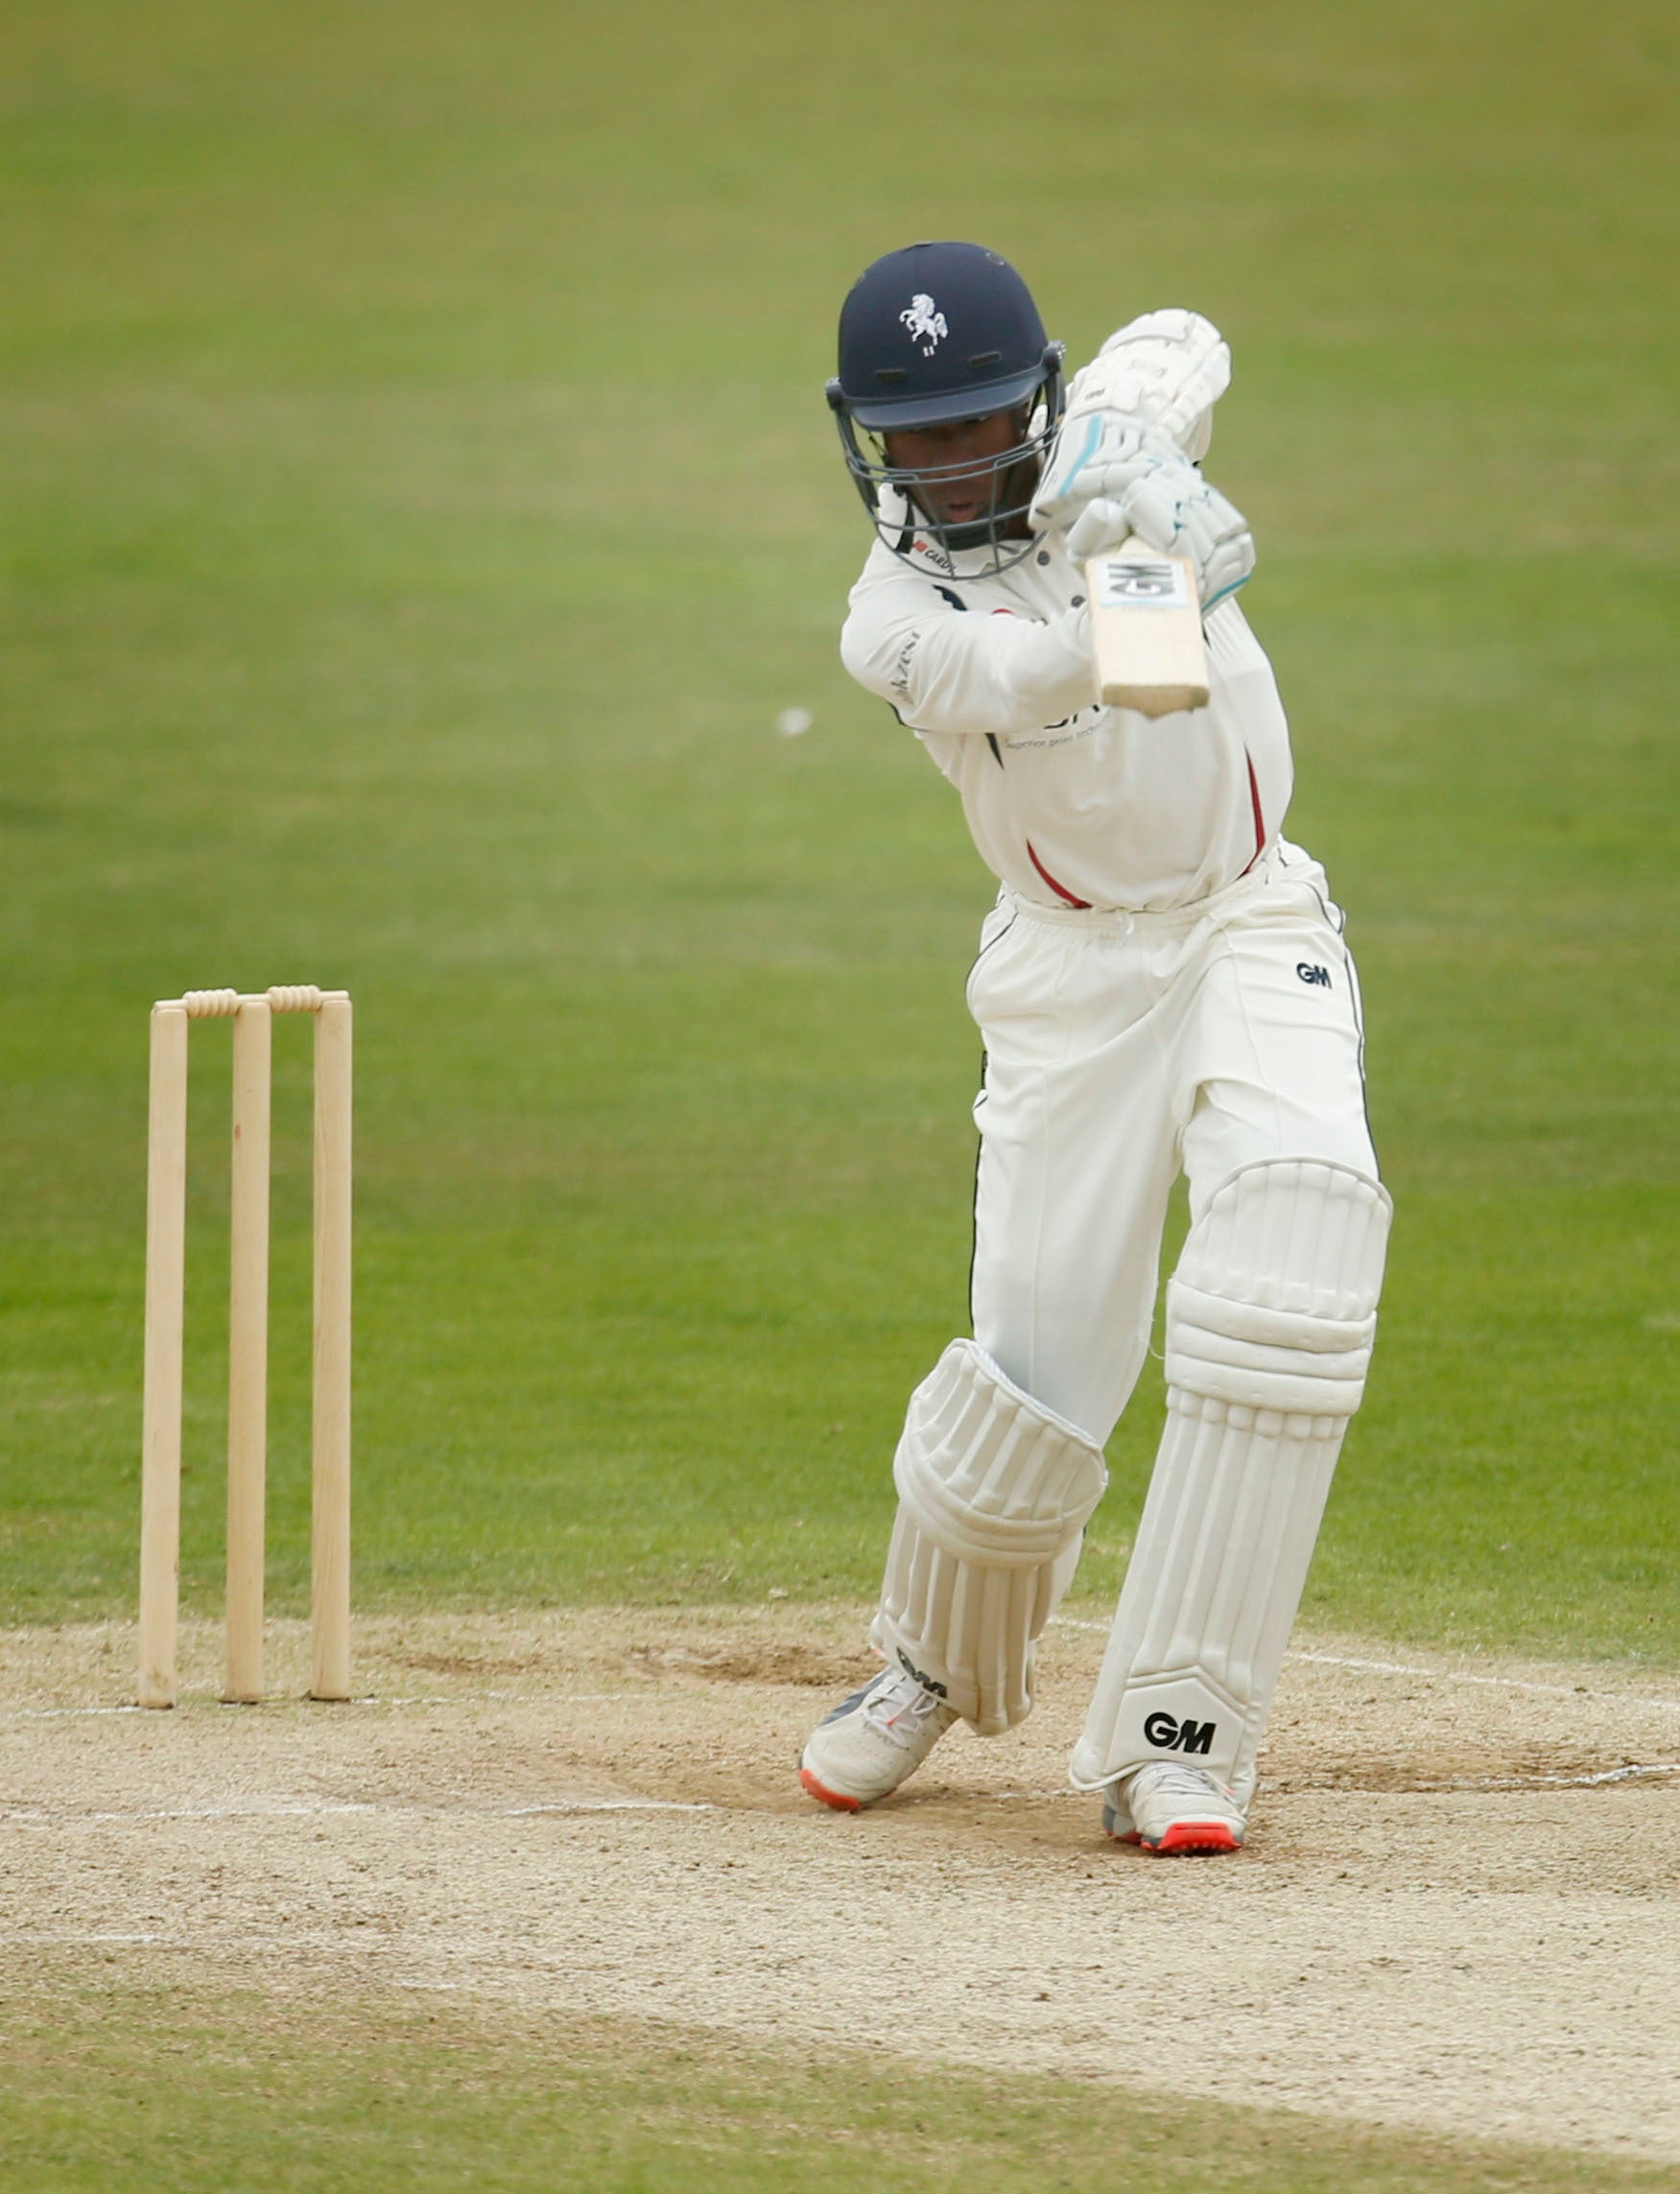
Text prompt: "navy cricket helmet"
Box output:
[[827, 241, 1064, 571]]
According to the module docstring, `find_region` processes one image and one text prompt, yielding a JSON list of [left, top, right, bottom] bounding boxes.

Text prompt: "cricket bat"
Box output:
[[1084, 537, 1209, 716]]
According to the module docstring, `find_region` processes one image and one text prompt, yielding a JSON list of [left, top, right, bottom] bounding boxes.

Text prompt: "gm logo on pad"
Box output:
[[1144, 1710, 1217, 1755]]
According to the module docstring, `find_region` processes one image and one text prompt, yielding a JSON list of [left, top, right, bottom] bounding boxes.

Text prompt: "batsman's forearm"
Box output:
[[842, 603, 1098, 738]]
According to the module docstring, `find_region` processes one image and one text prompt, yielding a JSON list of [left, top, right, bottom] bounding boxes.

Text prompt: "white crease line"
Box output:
[[1, 1796, 714, 1828], [4, 1931, 185, 1948], [0, 1690, 651, 1723], [1047, 1620, 1680, 1715], [1451, 1761, 1679, 1792], [2, 1705, 145, 1721], [998, 1764, 1680, 1800], [500, 1799, 712, 1816], [7, 1762, 1668, 1852], [1286, 1649, 1680, 1716], [348, 1690, 651, 1710]]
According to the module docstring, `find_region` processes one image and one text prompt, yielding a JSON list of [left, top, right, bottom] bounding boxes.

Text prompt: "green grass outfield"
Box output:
[[2, 4, 1675, 1656], [8, 1971, 1680, 2194]]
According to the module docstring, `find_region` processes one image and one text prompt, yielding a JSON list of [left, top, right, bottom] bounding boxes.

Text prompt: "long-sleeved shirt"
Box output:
[[840, 521, 1293, 914]]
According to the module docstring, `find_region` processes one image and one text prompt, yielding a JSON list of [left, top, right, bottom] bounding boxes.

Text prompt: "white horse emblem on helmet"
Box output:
[[899, 294, 949, 356]]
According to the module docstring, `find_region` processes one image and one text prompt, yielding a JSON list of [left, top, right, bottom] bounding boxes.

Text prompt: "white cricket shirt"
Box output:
[[840, 521, 1293, 913]]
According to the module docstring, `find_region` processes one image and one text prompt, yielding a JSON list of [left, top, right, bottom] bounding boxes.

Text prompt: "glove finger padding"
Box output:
[[1060, 461, 1256, 610], [1062, 496, 1134, 563], [1030, 413, 1167, 532], [1032, 308, 1254, 606], [1068, 310, 1232, 456]]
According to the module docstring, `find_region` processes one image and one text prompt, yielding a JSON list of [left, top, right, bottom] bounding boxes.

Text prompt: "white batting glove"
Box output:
[[1062, 460, 1256, 610], [1029, 305, 1239, 537], [1030, 410, 1168, 533], [1064, 309, 1232, 460], [1032, 310, 1253, 607]]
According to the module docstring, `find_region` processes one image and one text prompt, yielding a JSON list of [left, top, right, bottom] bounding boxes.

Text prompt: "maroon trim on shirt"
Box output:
[[1026, 840, 1092, 908], [1239, 748, 1266, 875]]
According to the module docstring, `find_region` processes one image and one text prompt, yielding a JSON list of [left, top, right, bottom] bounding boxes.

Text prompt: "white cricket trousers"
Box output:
[[966, 839, 1379, 1444]]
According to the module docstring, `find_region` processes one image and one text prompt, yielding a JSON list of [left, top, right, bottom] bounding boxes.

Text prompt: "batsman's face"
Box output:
[[883, 408, 1032, 534]]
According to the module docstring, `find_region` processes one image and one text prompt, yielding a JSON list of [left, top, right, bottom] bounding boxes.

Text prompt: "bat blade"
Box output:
[[1085, 538, 1209, 717]]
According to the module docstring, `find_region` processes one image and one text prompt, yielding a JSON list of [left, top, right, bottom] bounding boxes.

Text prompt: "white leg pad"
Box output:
[[870, 1339, 1107, 1735], [1070, 1159, 1391, 1802]]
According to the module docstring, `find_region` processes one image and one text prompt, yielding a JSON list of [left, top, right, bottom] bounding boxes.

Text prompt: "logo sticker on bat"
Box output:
[[1093, 556, 1193, 612]]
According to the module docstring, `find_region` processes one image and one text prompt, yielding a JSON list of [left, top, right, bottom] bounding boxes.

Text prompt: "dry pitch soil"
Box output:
[[3, 1605, 1678, 2166]]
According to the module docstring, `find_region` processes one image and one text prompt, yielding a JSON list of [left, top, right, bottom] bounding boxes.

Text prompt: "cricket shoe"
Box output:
[[798, 1661, 958, 1811], [1102, 1760, 1246, 1855]]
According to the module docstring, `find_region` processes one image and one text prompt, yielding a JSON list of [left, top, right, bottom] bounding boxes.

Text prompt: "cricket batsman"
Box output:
[[798, 241, 1391, 1853]]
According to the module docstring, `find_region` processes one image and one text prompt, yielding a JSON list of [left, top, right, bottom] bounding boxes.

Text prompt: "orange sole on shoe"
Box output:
[[798, 1766, 863, 1812], [1143, 1822, 1242, 1855]]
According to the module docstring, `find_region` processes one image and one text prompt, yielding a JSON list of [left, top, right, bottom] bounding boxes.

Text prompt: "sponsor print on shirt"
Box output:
[[1000, 703, 1109, 752]]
